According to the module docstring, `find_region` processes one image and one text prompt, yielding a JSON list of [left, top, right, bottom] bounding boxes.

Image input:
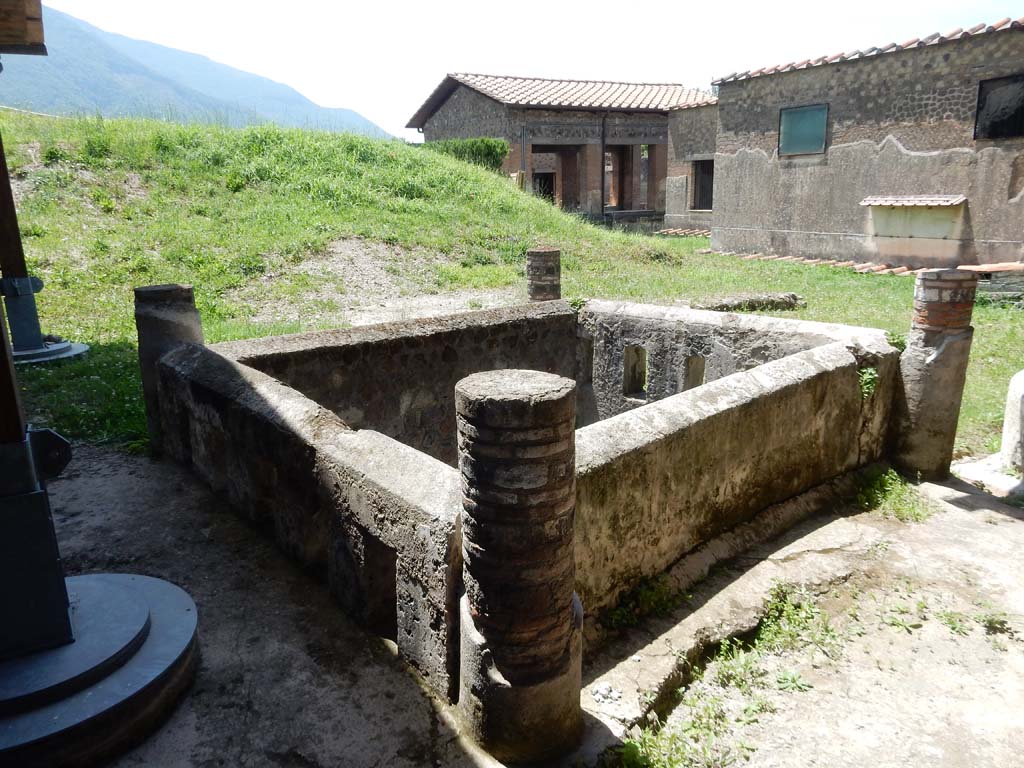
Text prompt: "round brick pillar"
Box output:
[[893, 269, 978, 479], [134, 284, 204, 454], [526, 246, 561, 301], [455, 369, 582, 763]]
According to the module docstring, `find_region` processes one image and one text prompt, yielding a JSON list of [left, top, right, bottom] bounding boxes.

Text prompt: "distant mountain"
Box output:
[[0, 7, 388, 137]]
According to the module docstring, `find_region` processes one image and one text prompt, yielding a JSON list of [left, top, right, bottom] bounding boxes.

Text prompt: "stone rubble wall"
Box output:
[[710, 31, 1024, 264], [213, 303, 578, 466], [153, 300, 902, 703], [573, 317, 899, 614], [577, 299, 893, 422], [156, 343, 463, 701]]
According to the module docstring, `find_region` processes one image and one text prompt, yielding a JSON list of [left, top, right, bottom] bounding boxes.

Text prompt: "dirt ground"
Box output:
[[235, 237, 521, 328], [49, 445, 477, 768], [45, 442, 1024, 768]]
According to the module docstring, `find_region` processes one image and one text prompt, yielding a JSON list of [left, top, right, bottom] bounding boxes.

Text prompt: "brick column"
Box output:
[[893, 269, 978, 479], [626, 145, 643, 210], [455, 370, 582, 763], [526, 247, 561, 301], [579, 144, 603, 216], [134, 284, 204, 454], [560, 148, 579, 209]]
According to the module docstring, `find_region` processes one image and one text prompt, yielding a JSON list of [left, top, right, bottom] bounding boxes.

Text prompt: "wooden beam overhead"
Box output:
[[0, 0, 45, 54]]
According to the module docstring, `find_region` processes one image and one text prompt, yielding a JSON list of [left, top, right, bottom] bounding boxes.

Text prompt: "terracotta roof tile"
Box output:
[[714, 17, 1024, 84], [407, 74, 712, 128], [860, 194, 967, 207], [449, 73, 708, 110]]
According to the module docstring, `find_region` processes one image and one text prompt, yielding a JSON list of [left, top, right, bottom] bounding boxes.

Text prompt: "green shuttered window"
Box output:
[[779, 104, 828, 156]]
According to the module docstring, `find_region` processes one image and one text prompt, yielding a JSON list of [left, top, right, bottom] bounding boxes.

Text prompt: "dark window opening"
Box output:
[[533, 172, 555, 201], [975, 73, 1024, 140], [779, 104, 828, 156], [623, 345, 648, 400], [692, 160, 714, 210]]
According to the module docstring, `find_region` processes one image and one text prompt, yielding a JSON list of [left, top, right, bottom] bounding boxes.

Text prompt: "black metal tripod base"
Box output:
[[0, 574, 198, 767]]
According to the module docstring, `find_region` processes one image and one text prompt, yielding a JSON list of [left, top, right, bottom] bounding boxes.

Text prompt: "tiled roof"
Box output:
[[670, 96, 719, 111], [407, 74, 712, 128], [714, 17, 1024, 85], [860, 195, 967, 207]]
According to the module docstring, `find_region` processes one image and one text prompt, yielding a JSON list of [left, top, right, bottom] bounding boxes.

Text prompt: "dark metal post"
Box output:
[[0, 294, 25, 444], [0, 131, 86, 363]]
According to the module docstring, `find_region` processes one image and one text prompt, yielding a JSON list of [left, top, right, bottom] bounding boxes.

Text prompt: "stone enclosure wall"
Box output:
[[152, 299, 902, 704], [214, 302, 576, 466], [574, 301, 898, 613], [710, 30, 1024, 264]]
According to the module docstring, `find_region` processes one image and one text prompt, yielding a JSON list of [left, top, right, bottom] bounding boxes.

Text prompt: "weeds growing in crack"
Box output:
[[855, 468, 931, 523]]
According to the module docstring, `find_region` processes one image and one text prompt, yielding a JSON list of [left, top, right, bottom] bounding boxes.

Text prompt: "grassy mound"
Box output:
[[1, 111, 1018, 454]]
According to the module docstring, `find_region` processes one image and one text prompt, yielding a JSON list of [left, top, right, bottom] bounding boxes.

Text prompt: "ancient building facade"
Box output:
[[408, 75, 712, 218], [665, 19, 1024, 266]]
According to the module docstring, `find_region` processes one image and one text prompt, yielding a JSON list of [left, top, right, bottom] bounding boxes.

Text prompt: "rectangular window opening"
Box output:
[[623, 345, 648, 400], [692, 159, 714, 210], [975, 73, 1024, 140], [779, 103, 828, 156]]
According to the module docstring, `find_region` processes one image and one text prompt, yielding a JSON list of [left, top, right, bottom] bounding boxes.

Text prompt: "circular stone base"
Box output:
[[0, 574, 198, 768], [13, 341, 89, 365]]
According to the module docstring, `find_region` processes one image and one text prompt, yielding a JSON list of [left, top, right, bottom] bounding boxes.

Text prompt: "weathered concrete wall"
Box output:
[[574, 338, 899, 614], [156, 343, 463, 701], [214, 303, 577, 466], [712, 31, 1024, 264], [665, 104, 718, 230], [577, 299, 893, 422]]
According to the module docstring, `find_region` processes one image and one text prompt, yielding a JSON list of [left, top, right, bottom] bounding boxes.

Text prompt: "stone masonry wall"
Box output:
[[712, 30, 1024, 264], [421, 85, 515, 143], [574, 337, 899, 614], [576, 300, 895, 423], [214, 303, 577, 466], [155, 344, 463, 701], [665, 104, 718, 230]]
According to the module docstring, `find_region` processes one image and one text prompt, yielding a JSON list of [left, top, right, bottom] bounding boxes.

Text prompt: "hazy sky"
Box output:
[[43, 1, 1024, 140]]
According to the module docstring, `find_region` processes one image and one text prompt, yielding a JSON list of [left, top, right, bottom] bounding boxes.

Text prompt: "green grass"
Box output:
[[856, 467, 931, 523], [2, 110, 1020, 452]]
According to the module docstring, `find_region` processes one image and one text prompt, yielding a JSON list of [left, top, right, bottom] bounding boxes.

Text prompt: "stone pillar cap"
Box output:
[[916, 269, 978, 281], [456, 370, 575, 428], [134, 284, 195, 303]]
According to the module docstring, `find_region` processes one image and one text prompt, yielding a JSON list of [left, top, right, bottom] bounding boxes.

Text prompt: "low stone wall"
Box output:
[[151, 296, 903, 703], [156, 344, 462, 700], [213, 302, 577, 466], [574, 334, 899, 614]]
